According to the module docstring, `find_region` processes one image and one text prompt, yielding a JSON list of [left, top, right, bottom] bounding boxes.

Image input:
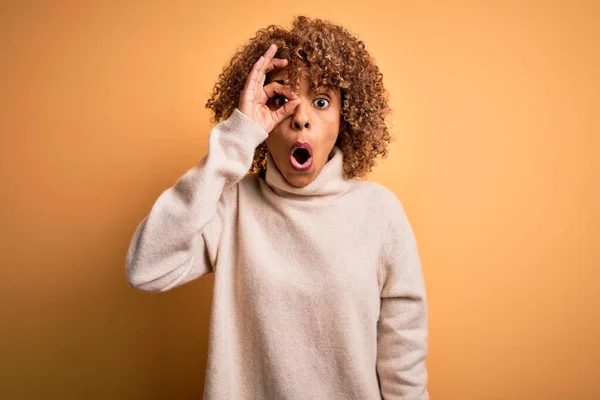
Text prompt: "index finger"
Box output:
[[242, 55, 266, 100], [263, 43, 278, 63], [255, 44, 279, 92]]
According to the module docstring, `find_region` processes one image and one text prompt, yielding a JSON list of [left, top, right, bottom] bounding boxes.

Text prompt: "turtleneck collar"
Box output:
[[262, 145, 353, 200]]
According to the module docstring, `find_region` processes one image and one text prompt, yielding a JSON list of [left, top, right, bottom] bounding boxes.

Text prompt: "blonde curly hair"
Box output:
[[205, 15, 393, 179]]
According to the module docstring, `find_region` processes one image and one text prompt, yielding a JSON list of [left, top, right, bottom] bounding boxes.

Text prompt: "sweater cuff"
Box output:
[[222, 108, 269, 148]]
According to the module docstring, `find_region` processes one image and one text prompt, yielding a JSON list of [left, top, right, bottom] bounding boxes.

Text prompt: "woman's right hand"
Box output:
[[238, 43, 301, 135]]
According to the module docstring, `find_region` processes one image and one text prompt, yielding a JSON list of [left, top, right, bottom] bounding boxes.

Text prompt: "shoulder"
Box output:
[[351, 179, 407, 214], [351, 180, 416, 245]]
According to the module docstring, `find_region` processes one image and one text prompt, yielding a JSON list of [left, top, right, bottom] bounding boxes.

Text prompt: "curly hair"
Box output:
[[205, 15, 393, 179]]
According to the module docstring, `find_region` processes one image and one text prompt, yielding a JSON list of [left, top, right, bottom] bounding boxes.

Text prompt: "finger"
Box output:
[[272, 96, 300, 124], [255, 44, 278, 93], [264, 58, 288, 75], [262, 82, 300, 124], [257, 58, 288, 97], [262, 81, 298, 101], [242, 55, 266, 101], [263, 43, 278, 63]]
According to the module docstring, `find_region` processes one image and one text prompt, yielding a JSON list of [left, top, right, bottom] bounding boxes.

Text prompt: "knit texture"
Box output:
[[126, 108, 429, 399]]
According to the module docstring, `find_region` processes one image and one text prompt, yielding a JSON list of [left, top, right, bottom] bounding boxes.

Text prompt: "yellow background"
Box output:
[[1, 1, 598, 399]]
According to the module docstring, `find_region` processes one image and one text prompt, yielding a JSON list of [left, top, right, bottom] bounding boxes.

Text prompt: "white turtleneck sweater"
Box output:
[[126, 108, 429, 399]]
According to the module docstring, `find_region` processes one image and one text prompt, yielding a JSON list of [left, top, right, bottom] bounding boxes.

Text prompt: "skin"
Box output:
[[237, 44, 342, 189], [264, 69, 343, 188]]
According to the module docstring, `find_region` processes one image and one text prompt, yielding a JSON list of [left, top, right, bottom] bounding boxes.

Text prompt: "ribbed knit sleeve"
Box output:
[[376, 195, 429, 399], [125, 108, 268, 292]]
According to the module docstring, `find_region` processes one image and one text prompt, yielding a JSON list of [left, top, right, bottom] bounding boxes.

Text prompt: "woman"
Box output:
[[126, 15, 429, 400]]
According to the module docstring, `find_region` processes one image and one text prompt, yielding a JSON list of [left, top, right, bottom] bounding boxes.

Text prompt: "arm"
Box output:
[[125, 108, 268, 292], [376, 197, 429, 399]]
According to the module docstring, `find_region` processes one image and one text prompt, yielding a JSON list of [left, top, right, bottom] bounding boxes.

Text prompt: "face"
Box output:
[[264, 69, 342, 188]]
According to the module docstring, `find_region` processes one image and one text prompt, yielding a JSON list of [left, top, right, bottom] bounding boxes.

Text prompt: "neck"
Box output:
[[262, 146, 352, 200]]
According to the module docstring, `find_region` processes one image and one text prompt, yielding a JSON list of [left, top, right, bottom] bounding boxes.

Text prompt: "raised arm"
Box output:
[[126, 43, 300, 292], [125, 109, 267, 292]]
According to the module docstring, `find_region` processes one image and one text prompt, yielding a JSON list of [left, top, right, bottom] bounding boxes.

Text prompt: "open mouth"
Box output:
[[292, 148, 311, 164], [289, 143, 313, 171]]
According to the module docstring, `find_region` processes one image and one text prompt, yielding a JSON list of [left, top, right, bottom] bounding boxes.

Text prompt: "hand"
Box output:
[[238, 43, 300, 134]]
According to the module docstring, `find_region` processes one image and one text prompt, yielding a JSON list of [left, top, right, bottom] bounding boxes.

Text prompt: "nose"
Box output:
[[291, 104, 310, 130], [293, 119, 309, 130]]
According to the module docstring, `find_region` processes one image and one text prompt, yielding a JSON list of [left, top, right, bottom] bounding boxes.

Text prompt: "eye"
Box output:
[[271, 95, 330, 109], [272, 95, 289, 107], [313, 98, 330, 109]]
